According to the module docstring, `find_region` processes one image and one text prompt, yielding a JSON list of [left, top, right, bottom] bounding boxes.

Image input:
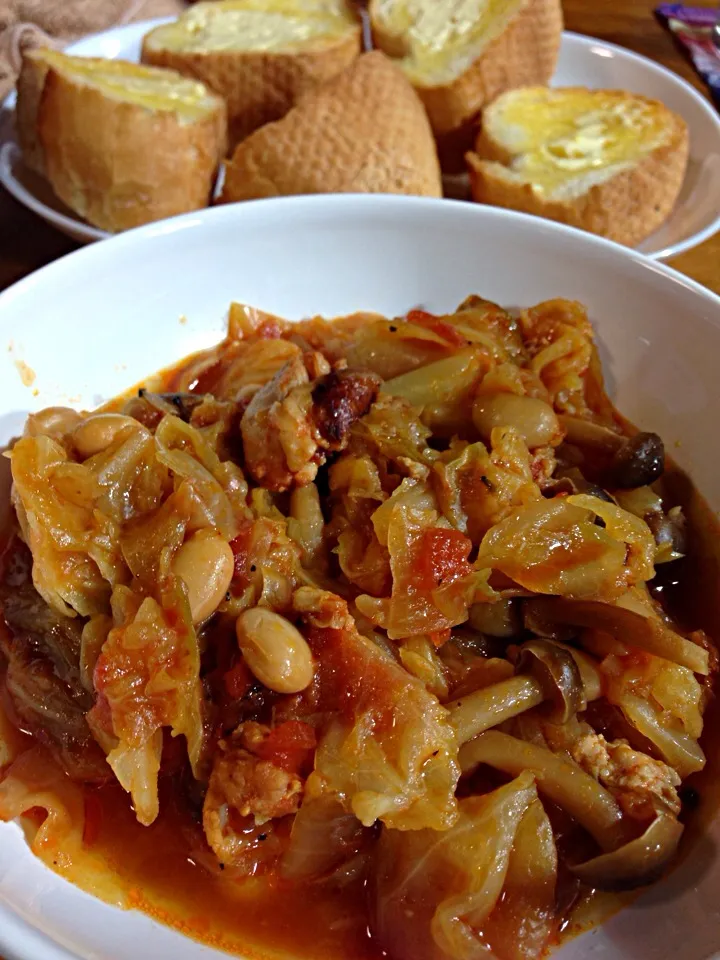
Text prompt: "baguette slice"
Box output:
[[142, 0, 362, 150], [18, 48, 227, 233], [369, 0, 563, 136], [220, 50, 442, 202], [466, 86, 689, 247]]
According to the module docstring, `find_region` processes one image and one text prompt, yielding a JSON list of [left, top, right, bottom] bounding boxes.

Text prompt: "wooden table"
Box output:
[[1, 0, 719, 295]]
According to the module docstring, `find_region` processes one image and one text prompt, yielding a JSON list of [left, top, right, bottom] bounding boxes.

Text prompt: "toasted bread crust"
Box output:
[[142, 28, 361, 150], [220, 51, 441, 203], [370, 0, 563, 136], [15, 50, 52, 176], [37, 67, 227, 233], [467, 103, 689, 247]]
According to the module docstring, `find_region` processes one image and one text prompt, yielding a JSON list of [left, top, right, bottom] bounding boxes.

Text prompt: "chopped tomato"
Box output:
[[255, 720, 317, 776], [82, 793, 103, 847], [230, 520, 255, 585], [415, 528, 473, 592], [406, 310, 467, 347], [405, 309, 436, 325], [87, 690, 114, 738], [224, 659, 253, 700], [428, 628, 452, 648]]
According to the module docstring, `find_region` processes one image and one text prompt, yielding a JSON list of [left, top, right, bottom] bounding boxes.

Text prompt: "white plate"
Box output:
[[0, 196, 720, 960], [1, 22, 719, 257]]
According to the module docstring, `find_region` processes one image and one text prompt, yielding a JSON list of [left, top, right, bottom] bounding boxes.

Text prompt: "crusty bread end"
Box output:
[[22, 49, 227, 232], [220, 51, 442, 203], [15, 48, 54, 176]]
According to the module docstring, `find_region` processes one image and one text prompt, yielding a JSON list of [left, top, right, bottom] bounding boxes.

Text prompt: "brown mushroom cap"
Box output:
[[557, 417, 665, 489], [524, 597, 710, 676], [572, 813, 684, 891], [514, 639, 585, 724], [612, 433, 665, 489], [137, 389, 205, 422]]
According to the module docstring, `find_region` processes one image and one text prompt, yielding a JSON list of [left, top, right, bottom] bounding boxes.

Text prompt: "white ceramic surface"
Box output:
[[1, 22, 719, 257], [0, 196, 720, 960]]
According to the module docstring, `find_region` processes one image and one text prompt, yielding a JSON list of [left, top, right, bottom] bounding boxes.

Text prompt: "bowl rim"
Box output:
[[1, 196, 719, 317]]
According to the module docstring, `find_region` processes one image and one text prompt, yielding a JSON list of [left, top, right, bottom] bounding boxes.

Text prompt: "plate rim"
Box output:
[[0, 142, 107, 243], [1, 24, 719, 258]]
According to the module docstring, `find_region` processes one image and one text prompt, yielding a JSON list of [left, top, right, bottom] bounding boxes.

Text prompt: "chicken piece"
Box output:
[[206, 722, 304, 825], [240, 353, 380, 491], [571, 730, 681, 821], [203, 722, 304, 866]]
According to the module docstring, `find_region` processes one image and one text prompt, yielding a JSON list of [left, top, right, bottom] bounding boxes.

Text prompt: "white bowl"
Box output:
[[0, 196, 719, 960]]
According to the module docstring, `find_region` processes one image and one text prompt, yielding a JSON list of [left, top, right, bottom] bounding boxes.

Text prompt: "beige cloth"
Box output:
[[0, 0, 189, 100]]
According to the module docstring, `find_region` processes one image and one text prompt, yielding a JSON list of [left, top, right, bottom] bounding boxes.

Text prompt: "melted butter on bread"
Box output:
[[27, 48, 219, 122], [467, 85, 688, 246], [478, 87, 678, 199], [146, 0, 356, 54], [371, 0, 528, 83]]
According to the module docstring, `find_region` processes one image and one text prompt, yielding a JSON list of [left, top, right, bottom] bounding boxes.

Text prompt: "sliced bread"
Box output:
[[220, 50, 442, 202], [17, 48, 227, 233], [369, 0, 563, 136], [466, 86, 689, 246], [142, 0, 362, 150]]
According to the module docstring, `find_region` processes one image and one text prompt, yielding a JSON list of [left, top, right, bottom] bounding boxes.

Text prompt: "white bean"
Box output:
[[235, 608, 314, 694], [473, 393, 560, 448], [172, 532, 234, 623], [72, 413, 144, 459], [25, 406, 83, 438]]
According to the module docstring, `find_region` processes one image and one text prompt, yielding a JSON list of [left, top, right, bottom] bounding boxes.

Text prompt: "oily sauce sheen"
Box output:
[[70, 779, 379, 960]]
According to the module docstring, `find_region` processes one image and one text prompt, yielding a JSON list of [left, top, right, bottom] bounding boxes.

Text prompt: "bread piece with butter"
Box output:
[[467, 86, 689, 246], [16, 47, 227, 233], [369, 0, 563, 136], [142, 0, 361, 151], [220, 51, 441, 202]]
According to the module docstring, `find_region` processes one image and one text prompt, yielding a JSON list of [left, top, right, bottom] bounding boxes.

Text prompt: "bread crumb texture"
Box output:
[[221, 51, 442, 202]]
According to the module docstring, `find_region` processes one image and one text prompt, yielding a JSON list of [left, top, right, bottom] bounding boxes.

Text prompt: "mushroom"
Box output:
[[523, 597, 710, 676], [459, 731, 633, 853], [559, 416, 665, 489], [541, 467, 616, 504], [468, 598, 522, 638], [646, 506, 686, 561], [613, 433, 665, 489], [448, 639, 595, 742], [513, 639, 585, 724], [615, 488, 686, 561], [138, 388, 205, 422], [459, 731, 685, 892], [571, 813, 684, 891], [448, 674, 544, 744]]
